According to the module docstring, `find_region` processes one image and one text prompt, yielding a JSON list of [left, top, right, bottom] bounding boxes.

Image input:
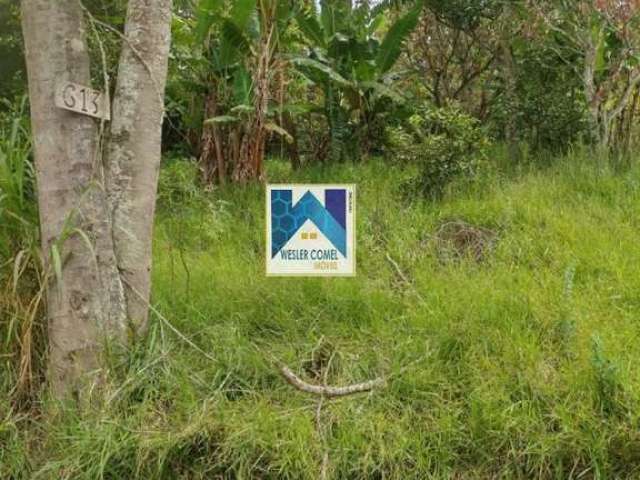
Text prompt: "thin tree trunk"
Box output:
[[106, 0, 172, 334], [21, 0, 127, 396], [199, 89, 225, 184], [283, 111, 300, 170], [500, 18, 519, 163], [233, 23, 273, 182], [626, 86, 640, 152], [582, 36, 607, 148], [22, 0, 172, 397]]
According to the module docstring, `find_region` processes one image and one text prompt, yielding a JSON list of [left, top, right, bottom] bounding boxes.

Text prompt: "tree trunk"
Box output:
[[233, 23, 273, 183], [21, 0, 172, 397], [626, 86, 640, 152], [283, 111, 301, 170], [199, 88, 225, 184], [106, 0, 172, 334], [582, 35, 612, 149], [499, 16, 520, 163], [21, 0, 127, 397]]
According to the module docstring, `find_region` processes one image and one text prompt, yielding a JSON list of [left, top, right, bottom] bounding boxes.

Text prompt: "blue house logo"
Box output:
[[266, 184, 355, 276], [271, 189, 347, 258]]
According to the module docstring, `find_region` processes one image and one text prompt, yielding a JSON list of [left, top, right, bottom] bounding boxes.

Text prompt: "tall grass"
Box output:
[[2, 148, 640, 478], [0, 96, 45, 404]]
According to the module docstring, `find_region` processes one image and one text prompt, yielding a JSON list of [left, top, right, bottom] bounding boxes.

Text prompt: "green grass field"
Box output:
[[3, 152, 640, 479]]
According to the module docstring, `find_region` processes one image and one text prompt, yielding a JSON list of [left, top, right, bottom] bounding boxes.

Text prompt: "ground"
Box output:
[[3, 152, 640, 479]]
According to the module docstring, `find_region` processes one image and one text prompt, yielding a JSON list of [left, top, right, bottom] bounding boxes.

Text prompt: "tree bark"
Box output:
[[21, 0, 173, 397], [21, 0, 127, 397], [283, 111, 301, 170], [106, 0, 173, 334], [199, 88, 225, 184], [501, 46, 519, 161], [499, 8, 520, 163]]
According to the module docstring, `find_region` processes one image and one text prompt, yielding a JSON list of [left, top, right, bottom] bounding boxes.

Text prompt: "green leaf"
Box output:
[[204, 115, 239, 124], [195, 0, 223, 43], [295, 8, 326, 48], [320, 0, 351, 38], [291, 57, 352, 87], [375, 1, 422, 73], [51, 244, 62, 287], [220, 20, 251, 66], [320, 0, 337, 38], [264, 122, 294, 143], [360, 81, 404, 103], [233, 67, 253, 105], [230, 104, 255, 114], [230, 0, 256, 30]]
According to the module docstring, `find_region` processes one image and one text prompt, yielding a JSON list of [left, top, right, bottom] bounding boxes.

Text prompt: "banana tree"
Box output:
[[195, 0, 298, 183], [292, 0, 423, 161]]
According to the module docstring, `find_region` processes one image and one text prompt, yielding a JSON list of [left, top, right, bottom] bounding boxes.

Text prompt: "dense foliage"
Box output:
[[4, 0, 638, 169], [388, 106, 489, 197]]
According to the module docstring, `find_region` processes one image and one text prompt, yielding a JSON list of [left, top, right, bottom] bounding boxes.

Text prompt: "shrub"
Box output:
[[387, 106, 490, 198], [156, 158, 231, 253]]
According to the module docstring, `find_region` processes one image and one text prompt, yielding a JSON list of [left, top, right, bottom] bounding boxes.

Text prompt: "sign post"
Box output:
[[55, 81, 110, 120], [266, 184, 356, 276]]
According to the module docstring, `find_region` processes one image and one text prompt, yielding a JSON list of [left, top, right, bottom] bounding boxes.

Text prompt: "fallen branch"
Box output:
[[280, 365, 385, 398], [385, 252, 412, 286], [385, 252, 425, 302], [124, 278, 217, 363]]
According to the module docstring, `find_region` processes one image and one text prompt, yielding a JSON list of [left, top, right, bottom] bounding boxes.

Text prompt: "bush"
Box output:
[[156, 158, 231, 253], [488, 38, 590, 153], [387, 106, 490, 198]]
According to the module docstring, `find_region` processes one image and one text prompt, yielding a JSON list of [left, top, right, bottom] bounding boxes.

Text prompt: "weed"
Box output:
[[3, 151, 640, 478]]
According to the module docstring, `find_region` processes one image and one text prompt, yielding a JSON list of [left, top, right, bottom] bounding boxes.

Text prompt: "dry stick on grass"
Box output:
[[280, 365, 385, 398], [280, 352, 379, 480], [279, 347, 431, 399], [385, 252, 425, 303], [278, 350, 428, 478], [124, 279, 217, 363]]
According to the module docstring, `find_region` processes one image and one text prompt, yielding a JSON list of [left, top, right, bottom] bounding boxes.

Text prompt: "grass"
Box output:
[[0, 96, 45, 405], [2, 150, 640, 479]]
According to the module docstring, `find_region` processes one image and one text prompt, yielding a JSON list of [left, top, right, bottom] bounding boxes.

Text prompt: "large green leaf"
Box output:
[[264, 122, 293, 143], [204, 115, 239, 124], [319, 0, 353, 38], [195, 0, 223, 43], [360, 80, 404, 103], [295, 8, 326, 48], [375, 1, 422, 73], [232, 67, 253, 105], [230, 104, 255, 115], [219, 20, 251, 66], [320, 0, 337, 38], [291, 57, 352, 88], [230, 0, 257, 29]]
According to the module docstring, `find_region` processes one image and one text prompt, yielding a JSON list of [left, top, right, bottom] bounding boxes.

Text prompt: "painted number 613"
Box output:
[[55, 81, 110, 121]]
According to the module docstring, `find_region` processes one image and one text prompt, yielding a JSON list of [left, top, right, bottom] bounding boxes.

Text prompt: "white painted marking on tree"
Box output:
[[54, 81, 110, 120]]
